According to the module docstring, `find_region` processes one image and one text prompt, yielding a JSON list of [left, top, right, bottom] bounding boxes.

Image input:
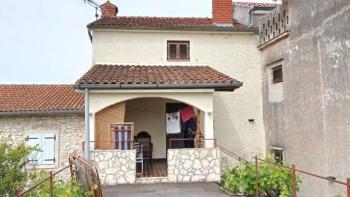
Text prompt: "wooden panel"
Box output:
[[95, 102, 126, 150]]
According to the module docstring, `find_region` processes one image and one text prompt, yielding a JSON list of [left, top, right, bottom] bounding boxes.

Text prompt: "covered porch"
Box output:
[[75, 64, 242, 185]]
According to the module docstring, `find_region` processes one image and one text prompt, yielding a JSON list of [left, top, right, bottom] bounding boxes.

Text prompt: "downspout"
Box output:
[[84, 88, 90, 159]]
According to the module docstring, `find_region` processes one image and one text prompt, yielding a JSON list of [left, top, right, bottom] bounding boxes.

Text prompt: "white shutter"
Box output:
[[41, 133, 56, 165], [26, 134, 42, 164]]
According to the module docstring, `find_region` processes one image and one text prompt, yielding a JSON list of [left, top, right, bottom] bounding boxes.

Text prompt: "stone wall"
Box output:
[[167, 148, 220, 183], [91, 150, 136, 185], [0, 114, 84, 174], [260, 1, 350, 196]]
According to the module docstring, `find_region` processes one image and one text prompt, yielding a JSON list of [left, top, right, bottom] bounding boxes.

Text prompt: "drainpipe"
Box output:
[[84, 88, 90, 159]]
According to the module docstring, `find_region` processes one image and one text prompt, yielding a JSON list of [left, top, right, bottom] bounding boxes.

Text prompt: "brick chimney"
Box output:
[[212, 0, 233, 27], [100, 1, 118, 17]]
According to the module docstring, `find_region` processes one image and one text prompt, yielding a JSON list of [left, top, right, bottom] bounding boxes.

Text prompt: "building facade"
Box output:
[[259, 1, 350, 196]]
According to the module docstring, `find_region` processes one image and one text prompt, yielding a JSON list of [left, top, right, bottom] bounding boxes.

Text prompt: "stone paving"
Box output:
[[102, 182, 228, 197]]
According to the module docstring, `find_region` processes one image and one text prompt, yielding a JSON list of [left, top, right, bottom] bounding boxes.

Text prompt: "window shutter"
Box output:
[[272, 65, 283, 84], [26, 134, 42, 163], [41, 133, 56, 165]]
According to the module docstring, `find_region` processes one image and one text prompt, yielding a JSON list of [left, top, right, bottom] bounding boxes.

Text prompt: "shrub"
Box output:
[[221, 156, 301, 197], [0, 137, 39, 196]]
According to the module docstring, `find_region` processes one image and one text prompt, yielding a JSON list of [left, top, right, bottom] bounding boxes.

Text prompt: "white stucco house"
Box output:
[[0, 0, 266, 185]]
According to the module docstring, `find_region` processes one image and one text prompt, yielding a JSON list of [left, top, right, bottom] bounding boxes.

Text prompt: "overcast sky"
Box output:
[[0, 0, 279, 84]]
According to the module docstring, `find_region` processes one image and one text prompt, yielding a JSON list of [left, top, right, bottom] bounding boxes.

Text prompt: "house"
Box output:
[[233, 2, 277, 27], [74, 0, 267, 184], [0, 85, 84, 170], [0, 0, 271, 185], [259, 0, 350, 196]]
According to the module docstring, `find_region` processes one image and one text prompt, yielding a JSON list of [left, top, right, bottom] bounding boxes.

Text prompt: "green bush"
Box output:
[[0, 137, 39, 196], [0, 137, 85, 196], [221, 157, 301, 197]]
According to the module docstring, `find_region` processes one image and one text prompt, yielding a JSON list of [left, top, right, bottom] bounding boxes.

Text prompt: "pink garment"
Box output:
[[180, 106, 194, 122]]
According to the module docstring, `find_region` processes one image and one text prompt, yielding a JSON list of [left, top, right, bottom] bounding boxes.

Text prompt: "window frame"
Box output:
[[25, 131, 58, 168], [271, 146, 284, 164], [167, 40, 190, 61], [272, 65, 283, 84]]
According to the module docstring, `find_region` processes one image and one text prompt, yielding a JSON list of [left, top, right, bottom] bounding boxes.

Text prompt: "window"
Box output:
[[271, 146, 284, 164], [111, 123, 134, 150], [272, 65, 283, 84], [167, 41, 190, 61], [26, 133, 56, 165]]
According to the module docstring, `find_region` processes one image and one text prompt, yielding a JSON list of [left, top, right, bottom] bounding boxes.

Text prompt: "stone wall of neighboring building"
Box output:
[[260, 1, 350, 196], [167, 148, 220, 183], [0, 114, 84, 173], [91, 150, 136, 185]]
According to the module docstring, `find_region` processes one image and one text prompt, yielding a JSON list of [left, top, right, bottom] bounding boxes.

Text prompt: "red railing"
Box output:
[[17, 165, 72, 197], [82, 140, 135, 151], [217, 147, 350, 197], [16, 155, 103, 197], [253, 155, 350, 197], [168, 138, 217, 149]]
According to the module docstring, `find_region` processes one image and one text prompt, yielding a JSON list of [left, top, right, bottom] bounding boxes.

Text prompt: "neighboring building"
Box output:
[[0, 85, 84, 170], [259, 0, 350, 196], [233, 2, 277, 27]]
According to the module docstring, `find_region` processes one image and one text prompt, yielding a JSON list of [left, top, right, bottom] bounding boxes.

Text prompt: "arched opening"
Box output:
[[93, 97, 208, 178]]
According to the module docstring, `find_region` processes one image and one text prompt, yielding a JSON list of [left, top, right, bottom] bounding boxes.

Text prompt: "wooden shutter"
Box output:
[[41, 133, 56, 165], [272, 65, 283, 84], [26, 134, 42, 163], [95, 102, 126, 150]]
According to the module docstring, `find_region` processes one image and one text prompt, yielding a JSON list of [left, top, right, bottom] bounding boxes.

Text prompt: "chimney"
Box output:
[[212, 0, 233, 27], [100, 1, 118, 17]]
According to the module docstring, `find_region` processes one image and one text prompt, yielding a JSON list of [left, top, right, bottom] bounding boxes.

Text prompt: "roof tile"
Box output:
[[76, 65, 242, 90], [0, 85, 84, 113], [87, 16, 251, 31]]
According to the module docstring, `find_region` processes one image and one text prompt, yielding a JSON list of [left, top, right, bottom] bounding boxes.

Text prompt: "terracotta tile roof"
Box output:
[[0, 85, 84, 114], [87, 16, 253, 31], [234, 2, 279, 7], [75, 65, 242, 91]]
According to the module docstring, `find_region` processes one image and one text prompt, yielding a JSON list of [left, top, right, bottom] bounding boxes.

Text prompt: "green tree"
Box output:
[[0, 137, 38, 196]]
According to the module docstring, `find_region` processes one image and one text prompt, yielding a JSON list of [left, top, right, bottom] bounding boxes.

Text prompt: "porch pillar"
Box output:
[[204, 110, 214, 148], [84, 88, 90, 159]]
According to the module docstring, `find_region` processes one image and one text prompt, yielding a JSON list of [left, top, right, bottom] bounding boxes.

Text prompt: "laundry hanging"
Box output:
[[166, 111, 181, 134], [180, 106, 194, 122]]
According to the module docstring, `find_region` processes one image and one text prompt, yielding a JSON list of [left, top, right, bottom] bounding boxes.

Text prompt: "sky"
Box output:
[[0, 0, 279, 84]]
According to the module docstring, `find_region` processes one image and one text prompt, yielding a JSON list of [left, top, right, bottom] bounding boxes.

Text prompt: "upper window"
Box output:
[[167, 41, 190, 61], [26, 133, 56, 166], [272, 65, 283, 84]]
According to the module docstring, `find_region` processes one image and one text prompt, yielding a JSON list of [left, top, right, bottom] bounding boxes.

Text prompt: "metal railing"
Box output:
[[82, 140, 135, 151], [253, 155, 350, 197], [217, 145, 350, 197], [16, 154, 103, 197], [71, 154, 103, 197], [16, 165, 72, 197], [168, 138, 217, 149]]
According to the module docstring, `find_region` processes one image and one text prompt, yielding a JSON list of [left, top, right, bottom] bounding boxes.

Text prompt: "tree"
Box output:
[[0, 137, 38, 196]]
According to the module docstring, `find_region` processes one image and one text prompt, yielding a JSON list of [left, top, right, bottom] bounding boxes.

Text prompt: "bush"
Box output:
[[220, 156, 301, 197], [0, 137, 39, 196], [0, 137, 85, 196]]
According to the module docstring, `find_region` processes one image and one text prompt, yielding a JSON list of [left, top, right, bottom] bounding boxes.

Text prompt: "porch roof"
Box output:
[[75, 65, 242, 91]]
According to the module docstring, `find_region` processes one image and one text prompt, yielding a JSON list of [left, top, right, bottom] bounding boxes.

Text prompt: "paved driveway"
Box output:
[[102, 182, 228, 197]]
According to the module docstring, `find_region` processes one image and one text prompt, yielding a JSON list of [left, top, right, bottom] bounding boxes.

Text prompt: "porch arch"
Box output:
[[87, 90, 214, 149]]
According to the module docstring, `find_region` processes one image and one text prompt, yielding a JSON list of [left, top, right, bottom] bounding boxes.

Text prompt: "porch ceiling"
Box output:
[[75, 65, 242, 91]]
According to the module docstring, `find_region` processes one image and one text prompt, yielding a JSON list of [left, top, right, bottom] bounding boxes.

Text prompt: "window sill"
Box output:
[[167, 59, 191, 62]]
